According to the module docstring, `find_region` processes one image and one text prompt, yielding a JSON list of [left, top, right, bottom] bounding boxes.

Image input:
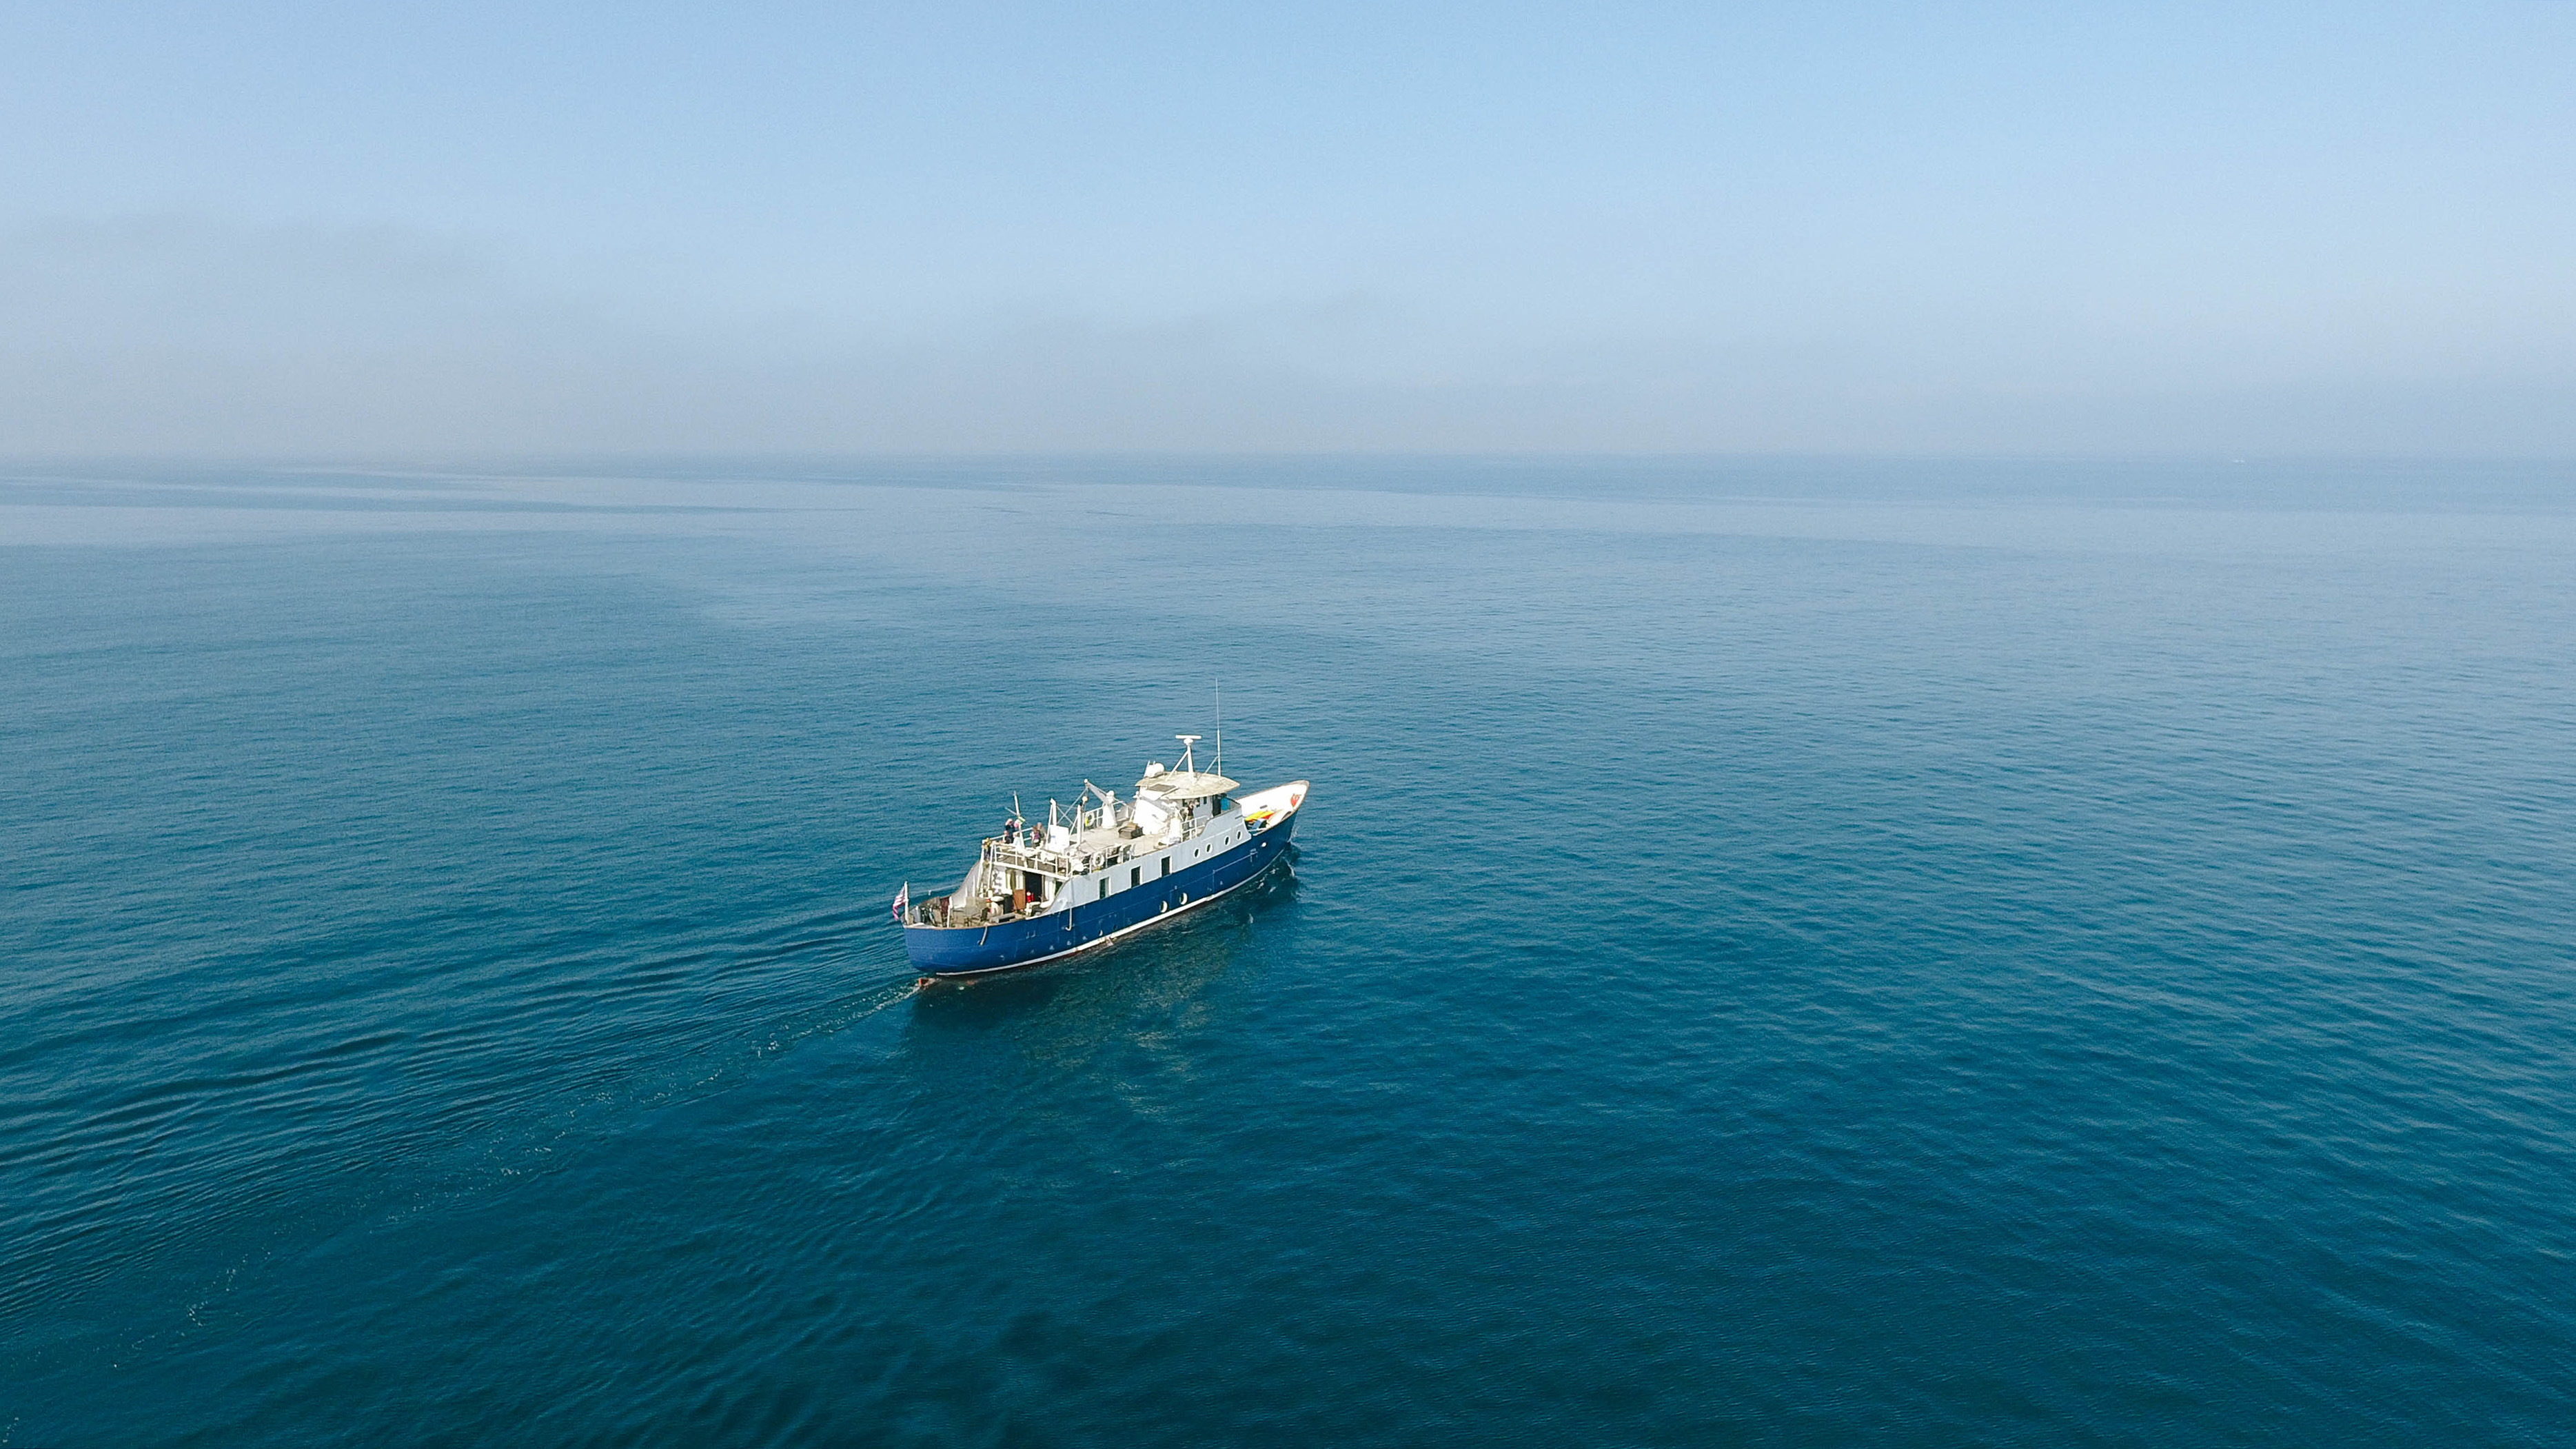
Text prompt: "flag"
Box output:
[[891, 882, 909, 922]]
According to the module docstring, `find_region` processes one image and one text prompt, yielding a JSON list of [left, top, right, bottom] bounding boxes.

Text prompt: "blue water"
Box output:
[[6, 458, 2573, 1446]]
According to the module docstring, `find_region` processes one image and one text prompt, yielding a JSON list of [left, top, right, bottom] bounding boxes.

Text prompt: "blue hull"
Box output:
[[903, 813, 1298, 977]]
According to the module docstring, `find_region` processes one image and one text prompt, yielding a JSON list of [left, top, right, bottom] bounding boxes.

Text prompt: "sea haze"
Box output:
[[4, 458, 2573, 1446]]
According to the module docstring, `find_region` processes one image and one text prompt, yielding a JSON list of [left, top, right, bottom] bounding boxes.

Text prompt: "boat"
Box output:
[[894, 734, 1309, 980]]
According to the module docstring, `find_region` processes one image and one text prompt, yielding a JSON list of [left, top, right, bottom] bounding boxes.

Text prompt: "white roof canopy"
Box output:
[[1134, 769, 1237, 800]]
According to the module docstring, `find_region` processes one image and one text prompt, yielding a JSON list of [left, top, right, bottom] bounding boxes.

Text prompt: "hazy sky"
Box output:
[[4, 2, 2571, 456]]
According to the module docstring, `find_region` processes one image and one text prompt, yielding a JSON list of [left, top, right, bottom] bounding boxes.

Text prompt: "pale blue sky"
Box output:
[[3, 2, 2571, 456]]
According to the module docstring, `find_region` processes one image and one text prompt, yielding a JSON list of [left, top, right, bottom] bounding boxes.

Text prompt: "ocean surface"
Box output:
[[5, 457, 2573, 1446]]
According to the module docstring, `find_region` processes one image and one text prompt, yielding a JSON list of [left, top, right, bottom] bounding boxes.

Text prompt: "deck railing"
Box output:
[[986, 842, 1070, 876]]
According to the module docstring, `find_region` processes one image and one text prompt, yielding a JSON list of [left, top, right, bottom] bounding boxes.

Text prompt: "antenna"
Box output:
[[1213, 682, 1222, 778], [1175, 734, 1199, 773]]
